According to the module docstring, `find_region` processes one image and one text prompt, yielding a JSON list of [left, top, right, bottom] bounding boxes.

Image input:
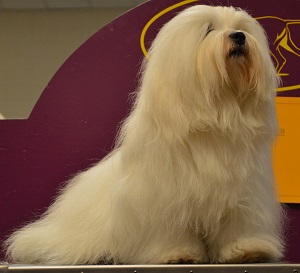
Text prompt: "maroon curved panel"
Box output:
[[1, 0, 300, 262]]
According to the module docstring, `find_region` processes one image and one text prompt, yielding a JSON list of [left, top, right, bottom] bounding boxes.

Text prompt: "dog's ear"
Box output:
[[245, 26, 279, 101], [124, 24, 202, 142]]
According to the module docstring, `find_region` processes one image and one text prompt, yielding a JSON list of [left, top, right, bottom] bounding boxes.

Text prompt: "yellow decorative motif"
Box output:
[[256, 16, 300, 92]]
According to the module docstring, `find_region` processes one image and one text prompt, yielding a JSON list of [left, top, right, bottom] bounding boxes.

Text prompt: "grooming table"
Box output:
[[1, 263, 300, 273]]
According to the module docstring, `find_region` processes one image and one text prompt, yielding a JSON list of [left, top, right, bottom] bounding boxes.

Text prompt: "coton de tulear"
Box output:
[[5, 5, 284, 265]]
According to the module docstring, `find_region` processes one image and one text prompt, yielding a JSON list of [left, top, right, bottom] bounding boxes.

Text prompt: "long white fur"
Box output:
[[5, 5, 284, 264]]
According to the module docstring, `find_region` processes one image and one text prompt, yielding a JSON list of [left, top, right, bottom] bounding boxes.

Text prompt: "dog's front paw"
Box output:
[[163, 251, 209, 264], [216, 236, 284, 263], [166, 255, 203, 264]]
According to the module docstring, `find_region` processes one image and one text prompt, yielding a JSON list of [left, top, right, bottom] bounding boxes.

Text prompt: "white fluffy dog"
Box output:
[[5, 5, 284, 264]]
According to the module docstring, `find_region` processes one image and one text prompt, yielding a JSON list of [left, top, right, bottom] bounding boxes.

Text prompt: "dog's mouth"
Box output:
[[229, 45, 246, 58]]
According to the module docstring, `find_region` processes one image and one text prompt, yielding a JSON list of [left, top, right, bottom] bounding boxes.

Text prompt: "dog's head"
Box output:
[[136, 5, 279, 141], [193, 6, 278, 99]]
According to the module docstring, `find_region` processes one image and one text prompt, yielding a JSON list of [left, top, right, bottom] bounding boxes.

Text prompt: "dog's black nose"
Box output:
[[229, 31, 246, 46]]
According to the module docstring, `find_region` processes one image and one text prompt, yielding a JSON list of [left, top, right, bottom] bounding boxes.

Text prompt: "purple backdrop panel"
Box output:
[[1, 0, 300, 263]]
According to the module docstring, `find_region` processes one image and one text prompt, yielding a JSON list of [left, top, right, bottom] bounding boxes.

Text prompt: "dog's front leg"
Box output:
[[206, 200, 284, 263]]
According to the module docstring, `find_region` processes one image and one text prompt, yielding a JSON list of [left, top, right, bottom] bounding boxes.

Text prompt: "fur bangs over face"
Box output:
[[130, 5, 279, 143]]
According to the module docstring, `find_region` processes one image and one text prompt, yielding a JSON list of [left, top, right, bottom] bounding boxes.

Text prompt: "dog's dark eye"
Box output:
[[234, 7, 242, 12], [206, 23, 214, 36]]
